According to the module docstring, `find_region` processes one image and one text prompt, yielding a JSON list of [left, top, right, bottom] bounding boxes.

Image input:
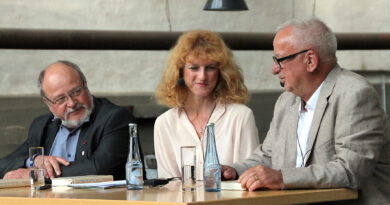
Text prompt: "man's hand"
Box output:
[[238, 165, 283, 191], [221, 165, 237, 180], [34, 155, 70, 178], [3, 168, 30, 179]]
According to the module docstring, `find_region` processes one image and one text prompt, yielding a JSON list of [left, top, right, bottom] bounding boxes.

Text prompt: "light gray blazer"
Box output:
[[234, 66, 390, 205]]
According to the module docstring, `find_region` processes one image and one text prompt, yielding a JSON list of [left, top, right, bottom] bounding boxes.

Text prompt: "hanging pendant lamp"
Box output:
[[203, 0, 248, 11]]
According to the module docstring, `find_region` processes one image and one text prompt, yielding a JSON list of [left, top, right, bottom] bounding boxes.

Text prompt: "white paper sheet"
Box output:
[[67, 180, 126, 189]]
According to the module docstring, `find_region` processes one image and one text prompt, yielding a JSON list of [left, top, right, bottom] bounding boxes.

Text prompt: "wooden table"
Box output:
[[0, 181, 357, 205]]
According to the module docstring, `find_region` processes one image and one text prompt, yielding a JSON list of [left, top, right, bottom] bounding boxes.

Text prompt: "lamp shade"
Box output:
[[203, 0, 248, 11]]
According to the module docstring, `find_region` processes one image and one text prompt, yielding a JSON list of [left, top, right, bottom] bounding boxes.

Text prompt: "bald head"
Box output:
[[37, 61, 93, 128], [38, 61, 87, 97]]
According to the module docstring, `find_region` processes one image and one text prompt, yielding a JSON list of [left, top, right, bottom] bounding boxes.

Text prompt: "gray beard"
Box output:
[[61, 95, 94, 129]]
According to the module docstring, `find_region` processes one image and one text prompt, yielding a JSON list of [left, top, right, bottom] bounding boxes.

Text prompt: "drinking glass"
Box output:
[[29, 147, 45, 190], [181, 146, 196, 191]]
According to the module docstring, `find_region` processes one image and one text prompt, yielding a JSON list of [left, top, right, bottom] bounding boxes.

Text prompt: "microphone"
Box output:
[[53, 118, 62, 125], [144, 177, 178, 187]]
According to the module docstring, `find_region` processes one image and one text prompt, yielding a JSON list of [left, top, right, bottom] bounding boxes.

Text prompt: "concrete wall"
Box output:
[[1, 0, 390, 157], [1, 0, 390, 96]]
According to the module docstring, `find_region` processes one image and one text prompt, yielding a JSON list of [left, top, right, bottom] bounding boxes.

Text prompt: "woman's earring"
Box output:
[[177, 78, 185, 86]]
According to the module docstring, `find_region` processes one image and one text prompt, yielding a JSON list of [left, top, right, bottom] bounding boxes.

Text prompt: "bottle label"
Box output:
[[204, 166, 221, 192], [130, 168, 143, 184], [126, 162, 143, 188]]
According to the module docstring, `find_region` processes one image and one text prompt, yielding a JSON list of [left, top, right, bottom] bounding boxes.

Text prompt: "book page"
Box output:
[[221, 180, 246, 191]]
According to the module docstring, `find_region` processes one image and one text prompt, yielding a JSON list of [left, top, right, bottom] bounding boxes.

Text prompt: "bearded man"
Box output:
[[0, 61, 136, 180]]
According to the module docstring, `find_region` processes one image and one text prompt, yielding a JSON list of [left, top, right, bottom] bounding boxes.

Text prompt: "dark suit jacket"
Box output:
[[0, 97, 137, 180]]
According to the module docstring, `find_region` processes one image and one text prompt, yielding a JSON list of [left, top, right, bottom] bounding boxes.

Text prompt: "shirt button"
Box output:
[[67, 154, 71, 158]]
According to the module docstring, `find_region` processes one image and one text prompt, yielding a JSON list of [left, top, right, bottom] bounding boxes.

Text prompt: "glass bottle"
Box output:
[[203, 123, 221, 192], [126, 123, 143, 190]]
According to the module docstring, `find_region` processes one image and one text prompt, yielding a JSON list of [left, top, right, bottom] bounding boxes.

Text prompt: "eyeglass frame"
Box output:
[[273, 49, 309, 69], [43, 85, 87, 105]]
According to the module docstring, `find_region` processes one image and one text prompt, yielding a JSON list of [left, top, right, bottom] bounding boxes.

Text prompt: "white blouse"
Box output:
[[154, 103, 260, 180]]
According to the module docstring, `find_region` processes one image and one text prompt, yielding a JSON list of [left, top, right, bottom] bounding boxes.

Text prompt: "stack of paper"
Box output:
[[51, 175, 113, 187], [221, 180, 246, 191], [67, 180, 126, 189]]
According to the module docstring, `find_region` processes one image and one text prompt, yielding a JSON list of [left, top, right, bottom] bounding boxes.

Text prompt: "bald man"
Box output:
[[0, 61, 136, 180]]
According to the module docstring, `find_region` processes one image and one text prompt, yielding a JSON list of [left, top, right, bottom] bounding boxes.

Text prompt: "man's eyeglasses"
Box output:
[[44, 86, 86, 105], [273, 49, 309, 69]]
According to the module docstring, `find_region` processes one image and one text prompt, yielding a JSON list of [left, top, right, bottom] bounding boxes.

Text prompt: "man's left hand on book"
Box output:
[[3, 155, 70, 179], [3, 168, 30, 179], [238, 165, 284, 191]]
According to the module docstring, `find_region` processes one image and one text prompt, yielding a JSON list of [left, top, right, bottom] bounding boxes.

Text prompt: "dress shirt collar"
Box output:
[[299, 82, 324, 113]]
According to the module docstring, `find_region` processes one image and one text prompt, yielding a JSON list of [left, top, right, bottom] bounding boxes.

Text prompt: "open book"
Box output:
[[51, 175, 113, 187], [221, 180, 246, 191]]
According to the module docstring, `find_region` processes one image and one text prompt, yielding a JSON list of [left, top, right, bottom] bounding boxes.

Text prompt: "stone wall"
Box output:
[[1, 0, 390, 97]]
